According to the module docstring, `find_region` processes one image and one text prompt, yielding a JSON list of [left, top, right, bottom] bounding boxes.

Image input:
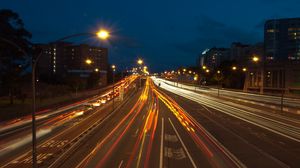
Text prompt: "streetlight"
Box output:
[[215, 70, 223, 97], [137, 59, 143, 88], [112, 65, 116, 111], [193, 75, 198, 91], [85, 59, 92, 65], [137, 59, 143, 65], [242, 67, 247, 72], [30, 29, 110, 167], [232, 66, 237, 71], [95, 68, 99, 72], [96, 29, 110, 40], [202, 66, 207, 70], [252, 56, 259, 62], [205, 69, 210, 73]]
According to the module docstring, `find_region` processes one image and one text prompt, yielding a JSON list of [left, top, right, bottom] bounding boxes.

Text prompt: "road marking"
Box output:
[[164, 134, 178, 142], [164, 147, 186, 159], [201, 105, 213, 114], [118, 160, 123, 168], [134, 128, 139, 136], [159, 118, 164, 168], [168, 118, 197, 168]]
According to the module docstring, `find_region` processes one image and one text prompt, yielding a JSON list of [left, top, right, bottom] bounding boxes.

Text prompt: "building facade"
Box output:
[[265, 18, 300, 61], [199, 47, 230, 70], [36, 43, 108, 86], [244, 18, 300, 94]]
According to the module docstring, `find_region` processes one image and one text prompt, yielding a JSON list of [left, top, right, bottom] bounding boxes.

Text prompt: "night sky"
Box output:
[[1, 0, 300, 72]]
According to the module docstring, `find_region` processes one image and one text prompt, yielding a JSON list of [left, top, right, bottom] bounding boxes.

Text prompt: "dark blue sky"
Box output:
[[2, 0, 300, 72]]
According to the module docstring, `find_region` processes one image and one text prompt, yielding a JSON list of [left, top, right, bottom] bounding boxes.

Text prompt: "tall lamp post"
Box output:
[[31, 29, 110, 167], [217, 70, 221, 97], [2, 30, 110, 167], [252, 55, 264, 93], [137, 58, 143, 88], [111, 64, 116, 111]]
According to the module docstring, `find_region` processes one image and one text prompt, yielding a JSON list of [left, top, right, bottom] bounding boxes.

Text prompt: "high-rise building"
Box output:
[[36, 43, 108, 86], [244, 18, 300, 94], [265, 18, 300, 61], [199, 47, 230, 70]]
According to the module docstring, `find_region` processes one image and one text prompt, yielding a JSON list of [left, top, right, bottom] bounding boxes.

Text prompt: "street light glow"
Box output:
[[252, 56, 259, 62], [232, 66, 237, 70], [137, 59, 143, 65], [95, 68, 99, 72], [217, 70, 221, 74], [85, 59, 92, 65], [202, 66, 207, 70], [96, 29, 110, 40], [242, 67, 247, 72], [206, 69, 210, 73]]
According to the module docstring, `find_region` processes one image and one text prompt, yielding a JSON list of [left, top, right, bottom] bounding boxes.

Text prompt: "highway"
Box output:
[[1, 76, 299, 168], [0, 75, 138, 168], [165, 79, 300, 109], [153, 77, 300, 167], [59, 78, 244, 168]]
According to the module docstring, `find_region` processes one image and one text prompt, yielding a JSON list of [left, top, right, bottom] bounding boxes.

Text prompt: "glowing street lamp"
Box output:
[[202, 66, 207, 70], [183, 68, 186, 72], [95, 68, 99, 72], [111, 64, 116, 110], [96, 29, 110, 40], [137, 59, 143, 65], [232, 66, 237, 71], [205, 69, 210, 73], [252, 56, 259, 62], [242, 67, 247, 72], [85, 59, 92, 65], [111, 64, 116, 71], [194, 76, 198, 81], [217, 70, 221, 74]]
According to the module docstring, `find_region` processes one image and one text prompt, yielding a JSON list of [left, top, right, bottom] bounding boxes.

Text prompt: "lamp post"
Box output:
[[0, 37, 40, 168], [31, 29, 109, 167], [193, 75, 198, 91], [111, 65, 116, 111], [2, 29, 110, 167], [216, 70, 222, 97], [137, 58, 143, 88], [252, 55, 265, 93]]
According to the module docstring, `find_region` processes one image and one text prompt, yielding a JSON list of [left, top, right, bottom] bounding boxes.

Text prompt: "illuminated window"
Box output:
[[267, 29, 275, 33]]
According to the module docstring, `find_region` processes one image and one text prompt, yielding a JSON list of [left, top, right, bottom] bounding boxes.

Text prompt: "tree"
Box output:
[[0, 9, 32, 104]]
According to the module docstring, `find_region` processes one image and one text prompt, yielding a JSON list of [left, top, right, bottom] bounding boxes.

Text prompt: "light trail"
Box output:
[[153, 77, 300, 143], [162, 78, 300, 108], [77, 78, 149, 168], [151, 79, 245, 168]]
